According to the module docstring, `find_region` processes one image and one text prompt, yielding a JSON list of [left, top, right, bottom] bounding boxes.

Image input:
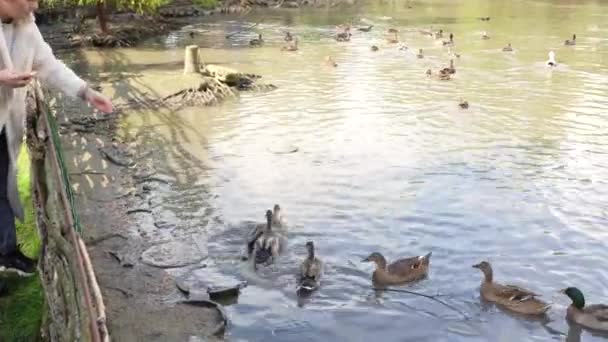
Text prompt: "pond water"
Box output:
[[74, 0, 608, 340]]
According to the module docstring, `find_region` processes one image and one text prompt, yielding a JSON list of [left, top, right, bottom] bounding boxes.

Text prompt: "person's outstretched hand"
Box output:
[[83, 87, 113, 113], [0, 69, 35, 88]]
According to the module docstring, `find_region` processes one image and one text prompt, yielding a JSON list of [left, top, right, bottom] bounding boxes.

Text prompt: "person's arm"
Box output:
[[31, 26, 113, 113]]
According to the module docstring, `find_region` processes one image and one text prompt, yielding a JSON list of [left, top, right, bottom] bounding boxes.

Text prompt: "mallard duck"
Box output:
[[478, 16, 490, 21], [416, 48, 424, 59], [440, 59, 456, 74], [565, 34, 576, 46], [546, 51, 557, 67], [443, 33, 454, 46], [459, 99, 469, 109], [481, 31, 490, 40], [269, 204, 284, 227], [284, 31, 293, 42], [371, 45, 379, 51], [561, 287, 608, 332], [362, 251, 432, 286], [358, 25, 373, 32], [252, 210, 286, 269], [249, 34, 264, 46], [297, 241, 323, 293], [433, 29, 444, 39], [281, 37, 299, 51], [323, 56, 338, 67], [503, 43, 513, 52], [472, 261, 550, 316], [427, 69, 451, 81], [386, 32, 399, 44]]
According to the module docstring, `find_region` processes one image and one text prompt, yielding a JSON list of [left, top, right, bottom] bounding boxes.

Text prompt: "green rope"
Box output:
[[38, 93, 84, 233]]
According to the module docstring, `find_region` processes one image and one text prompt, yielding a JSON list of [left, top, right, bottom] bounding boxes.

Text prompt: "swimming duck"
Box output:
[[478, 16, 490, 21], [357, 25, 373, 32], [440, 59, 456, 74], [565, 34, 576, 46], [386, 32, 399, 44], [481, 31, 490, 40], [503, 43, 513, 52], [443, 33, 454, 46], [387, 28, 399, 34], [371, 45, 379, 51], [281, 37, 299, 51], [427, 69, 451, 81], [245, 205, 284, 258], [362, 251, 432, 286], [473, 261, 550, 316], [561, 287, 608, 332], [249, 34, 264, 46], [546, 51, 557, 67], [252, 209, 286, 269], [284, 31, 293, 42], [298, 241, 324, 294], [416, 48, 424, 59], [459, 99, 469, 109]]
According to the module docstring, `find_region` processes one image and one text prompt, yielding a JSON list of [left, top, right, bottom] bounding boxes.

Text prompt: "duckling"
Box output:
[[281, 37, 299, 51], [481, 31, 490, 40], [502, 43, 513, 52], [443, 33, 454, 46], [357, 25, 373, 32], [546, 50, 557, 67], [371, 45, 379, 51], [284, 31, 293, 42], [473, 261, 550, 316], [297, 241, 324, 294], [363, 251, 432, 286], [252, 209, 286, 269], [458, 99, 469, 109], [386, 32, 399, 44], [324, 56, 338, 67], [249, 33, 264, 46], [440, 59, 456, 74], [416, 48, 424, 59], [561, 287, 608, 332], [565, 34, 576, 46]]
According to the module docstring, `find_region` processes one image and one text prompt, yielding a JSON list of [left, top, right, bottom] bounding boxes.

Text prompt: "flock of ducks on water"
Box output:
[[245, 205, 608, 333], [247, 17, 577, 110]]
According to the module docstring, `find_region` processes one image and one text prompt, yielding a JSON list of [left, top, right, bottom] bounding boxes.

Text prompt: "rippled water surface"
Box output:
[[77, 0, 608, 340]]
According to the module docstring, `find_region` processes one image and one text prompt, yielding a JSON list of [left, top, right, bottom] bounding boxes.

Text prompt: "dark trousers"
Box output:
[[0, 128, 16, 256]]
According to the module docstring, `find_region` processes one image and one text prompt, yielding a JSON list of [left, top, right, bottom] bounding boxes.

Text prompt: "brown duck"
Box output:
[[473, 261, 550, 316], [363, 251, 432, 286]]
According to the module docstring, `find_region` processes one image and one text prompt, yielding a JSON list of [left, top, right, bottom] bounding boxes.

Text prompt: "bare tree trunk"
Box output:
[[97, 0, 109, 34]]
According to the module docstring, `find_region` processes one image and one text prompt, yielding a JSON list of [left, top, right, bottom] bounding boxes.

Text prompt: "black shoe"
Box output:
[[0, 250, 37, 277]]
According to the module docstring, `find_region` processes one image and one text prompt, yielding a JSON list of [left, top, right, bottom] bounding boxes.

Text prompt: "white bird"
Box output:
[[546, 51, 557, 67]]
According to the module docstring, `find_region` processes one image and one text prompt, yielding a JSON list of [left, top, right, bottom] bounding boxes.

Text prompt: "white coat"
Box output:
[[0, 14, 87, 220]]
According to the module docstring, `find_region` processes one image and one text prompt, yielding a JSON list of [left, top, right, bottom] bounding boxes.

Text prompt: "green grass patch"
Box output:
[[0, 148, 44, 342], [193, 0, 219, 9]]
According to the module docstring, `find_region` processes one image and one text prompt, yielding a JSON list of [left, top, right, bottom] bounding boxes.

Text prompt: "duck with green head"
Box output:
[[472, 261, 550, 316], [561, 287, 608, 332]]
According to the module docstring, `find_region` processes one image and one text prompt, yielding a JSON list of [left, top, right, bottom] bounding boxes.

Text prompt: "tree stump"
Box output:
[[184, 45, 202, 74]]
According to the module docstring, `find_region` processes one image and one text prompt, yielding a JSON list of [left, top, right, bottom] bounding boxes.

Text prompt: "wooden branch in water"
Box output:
[[225, 21, 261, 39], [79, 237, 110, 342], [373, 288, 469, 319]]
